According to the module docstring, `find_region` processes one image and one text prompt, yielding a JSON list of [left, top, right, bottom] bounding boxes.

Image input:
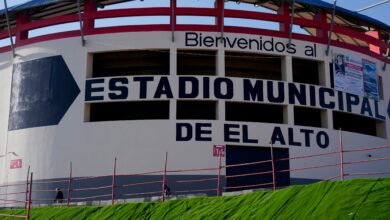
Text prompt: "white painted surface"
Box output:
[[0, 31, 388, 186]]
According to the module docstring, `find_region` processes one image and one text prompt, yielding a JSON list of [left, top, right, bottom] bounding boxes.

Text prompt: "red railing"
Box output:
[[0, 143, 390, 219], [0, 0, 387, 63], [0, 172, 32, 219]]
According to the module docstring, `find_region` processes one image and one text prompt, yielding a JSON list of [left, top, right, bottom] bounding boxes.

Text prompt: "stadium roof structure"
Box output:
[[0, 0, 389, 30], [0, 0, 389, 31], [0, 0, 388, 56]]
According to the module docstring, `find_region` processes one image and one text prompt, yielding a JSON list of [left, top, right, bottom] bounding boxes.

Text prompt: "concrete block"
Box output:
[[76, 202, 87, 206], [125, 198, 144, 203], [99, 200, 112, 206], [242, 189, 255, 194], [222, 191, 243, 196], [115, 199, 125, 204], [150, 196, 161, 202], [91, 201, 101, 206]]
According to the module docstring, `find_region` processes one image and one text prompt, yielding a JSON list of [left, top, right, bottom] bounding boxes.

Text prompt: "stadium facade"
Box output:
[[0, 0, 389, 203]]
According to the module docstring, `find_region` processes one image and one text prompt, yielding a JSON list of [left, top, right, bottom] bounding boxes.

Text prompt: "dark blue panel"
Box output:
[[226, 145, 290, 191], [387, 99, 390, 118], [0, 0, 61, 14], [297, 0, 389, 29], [8, 55, 80, 131]]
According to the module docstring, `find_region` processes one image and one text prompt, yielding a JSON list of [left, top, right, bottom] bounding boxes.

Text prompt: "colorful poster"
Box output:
[[333, 53, 364, 96], [362, 59, 379, 100]]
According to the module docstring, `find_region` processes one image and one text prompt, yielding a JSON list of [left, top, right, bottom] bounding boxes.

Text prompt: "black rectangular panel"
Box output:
[[176, 100, 216, 120], [333, 111, 377, 136], [93, 50, 169, 77], [226, 145, 290, 191], [226, 102, 284, 124], [89, 101, 169, 121]]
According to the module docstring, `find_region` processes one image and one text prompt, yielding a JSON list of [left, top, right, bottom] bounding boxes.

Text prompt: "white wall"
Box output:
[[0, 31, 388, 185]]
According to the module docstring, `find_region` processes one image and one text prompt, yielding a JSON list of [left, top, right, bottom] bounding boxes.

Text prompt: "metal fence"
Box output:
[[1, 142, 390, 219]]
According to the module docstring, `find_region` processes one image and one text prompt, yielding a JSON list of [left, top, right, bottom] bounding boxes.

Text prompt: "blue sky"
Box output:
[[0, 0, 388, 42]]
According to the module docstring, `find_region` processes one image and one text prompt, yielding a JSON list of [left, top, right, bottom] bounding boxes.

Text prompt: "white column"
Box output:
[[319, 61, 331, 87], [170, 47, 177, 119], [282, 56, 293, 82], [319, 61, 333, 129], [282, 56, 294, 125], [217, 47, 225, 76], [217, 47, 225, 120], [170, 47, 177, 76], [86, 54, 93, 78]]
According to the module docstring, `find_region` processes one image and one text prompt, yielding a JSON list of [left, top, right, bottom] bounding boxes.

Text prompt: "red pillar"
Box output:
[[216, 154, 222, 197], [215, 0, 224, 32], [277, 1, 290, 38], [270, 143, 276, 191], [15, 12, 30, 46], [170, 0, 176, 42], [339, 129, 345, 180], [171, 0, 176, 26], [24, 165, 30, 209], [66, 162, 72, 207], [26, 173, 33, 220], [313, 9, 328, 44], [366, 30, 381, 54], [83, 0, 97, 35], [111, 158, 117, 205], [162, 152, 168, 202]]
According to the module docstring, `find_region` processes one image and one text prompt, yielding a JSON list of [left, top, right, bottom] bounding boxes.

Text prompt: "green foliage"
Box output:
[[1, 178, 389, 220]]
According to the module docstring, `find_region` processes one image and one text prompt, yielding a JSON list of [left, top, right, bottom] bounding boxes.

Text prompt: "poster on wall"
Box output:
[[10, 159, 22, 169], [362, 59, 379, 100], [333, 53, 364, 96]]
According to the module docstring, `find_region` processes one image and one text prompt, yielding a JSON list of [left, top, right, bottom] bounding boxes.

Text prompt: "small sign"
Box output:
[[10, 159, 22, 169], [213, 145, 225, 157]]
